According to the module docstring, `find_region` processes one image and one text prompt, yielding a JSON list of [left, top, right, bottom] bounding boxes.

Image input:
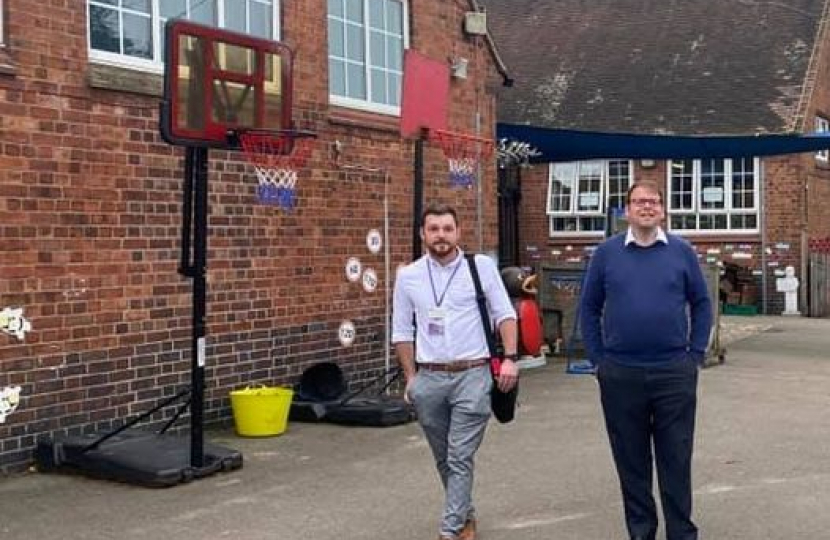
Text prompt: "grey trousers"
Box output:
[[409, 365, 492, 537]]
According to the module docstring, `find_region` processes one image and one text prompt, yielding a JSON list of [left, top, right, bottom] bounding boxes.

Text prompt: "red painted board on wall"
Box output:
[[400, 50, 449, 138]]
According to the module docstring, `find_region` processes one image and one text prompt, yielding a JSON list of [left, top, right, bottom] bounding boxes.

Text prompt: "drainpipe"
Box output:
[[760, 159, 768, 315], [412, 134, 425, 260]]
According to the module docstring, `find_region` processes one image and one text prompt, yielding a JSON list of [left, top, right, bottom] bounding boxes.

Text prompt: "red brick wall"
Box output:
[[0, 1, 502, 471]]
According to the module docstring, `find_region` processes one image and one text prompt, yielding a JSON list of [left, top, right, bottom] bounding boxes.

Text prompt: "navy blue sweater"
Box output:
[[579, 233, 713, 367]]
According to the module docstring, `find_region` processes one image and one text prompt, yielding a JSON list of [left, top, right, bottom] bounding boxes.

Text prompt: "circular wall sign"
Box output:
[[366, 229, 382, 254], [345, 257, 362, 282], [362, 268, 378, 293], [338, 320, 356, 347]]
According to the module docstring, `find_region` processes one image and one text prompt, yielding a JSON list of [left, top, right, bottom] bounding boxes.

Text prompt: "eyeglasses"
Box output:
[[630, 197, 661, 207]]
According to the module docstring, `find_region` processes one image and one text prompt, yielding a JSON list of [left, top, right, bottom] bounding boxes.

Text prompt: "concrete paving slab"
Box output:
[[0, 315, 828, 540]]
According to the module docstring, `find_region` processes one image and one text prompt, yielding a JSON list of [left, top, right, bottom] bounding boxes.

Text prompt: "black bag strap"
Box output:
[[466, 254, 498, 358]]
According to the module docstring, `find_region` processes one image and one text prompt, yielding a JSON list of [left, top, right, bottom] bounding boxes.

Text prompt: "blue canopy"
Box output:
[[497, 123, 830, 163]]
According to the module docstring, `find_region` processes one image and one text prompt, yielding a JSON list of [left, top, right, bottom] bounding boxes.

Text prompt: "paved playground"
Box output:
[[1, 315, 829, 540]]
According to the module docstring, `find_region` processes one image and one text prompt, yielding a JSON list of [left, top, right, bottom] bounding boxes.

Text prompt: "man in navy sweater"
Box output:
[[580, 182, 712, 540]]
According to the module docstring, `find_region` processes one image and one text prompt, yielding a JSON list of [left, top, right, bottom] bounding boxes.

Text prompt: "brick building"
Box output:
[[0, 0, 510, 472], [483, 0, 830, 316]]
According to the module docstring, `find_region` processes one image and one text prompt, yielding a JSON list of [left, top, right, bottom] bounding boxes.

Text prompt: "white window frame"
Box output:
[[86, 0, 281, 73], [816, 116, 829, 162], [667, 157, 760, 234], [0, 0, 5, 46], [546, 160, 633, 236], [328, 0, 409, 116]]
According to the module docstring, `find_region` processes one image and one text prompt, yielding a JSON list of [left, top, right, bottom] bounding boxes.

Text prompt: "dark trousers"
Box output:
[[598, 360, 699, 540]]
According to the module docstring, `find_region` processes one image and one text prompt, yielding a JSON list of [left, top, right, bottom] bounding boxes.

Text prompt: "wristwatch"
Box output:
[[504, 353, 519, 361]]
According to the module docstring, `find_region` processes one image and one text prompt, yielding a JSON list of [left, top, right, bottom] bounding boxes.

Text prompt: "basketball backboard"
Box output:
[[400, 50, 449, 139], [160, 19, 293, 149]]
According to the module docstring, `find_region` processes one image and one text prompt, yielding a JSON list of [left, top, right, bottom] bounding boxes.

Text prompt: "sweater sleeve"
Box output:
[[579, 245, 607, 364], [685, 246, 713, 362]]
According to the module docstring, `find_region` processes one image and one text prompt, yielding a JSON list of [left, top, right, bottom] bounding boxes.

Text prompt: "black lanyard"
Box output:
[[427, 259, 462, 308]]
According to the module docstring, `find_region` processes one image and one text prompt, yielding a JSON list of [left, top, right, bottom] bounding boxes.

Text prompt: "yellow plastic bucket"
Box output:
[[230, 386, 294, 437]]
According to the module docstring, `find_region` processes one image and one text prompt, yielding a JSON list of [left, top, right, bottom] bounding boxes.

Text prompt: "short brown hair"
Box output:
[[421, 203, 458, 227], [626, 182, 664, 205]]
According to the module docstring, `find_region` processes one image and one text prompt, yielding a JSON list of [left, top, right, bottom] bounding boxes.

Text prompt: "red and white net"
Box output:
[[238, 131, 316, 209], [431, 129, 495, 188]]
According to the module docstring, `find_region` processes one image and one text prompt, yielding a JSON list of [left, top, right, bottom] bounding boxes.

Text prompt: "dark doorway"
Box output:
[[498, 165, 521, 267]]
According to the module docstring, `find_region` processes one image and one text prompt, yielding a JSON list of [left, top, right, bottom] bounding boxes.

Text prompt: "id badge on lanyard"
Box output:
[[427, 260, 461, 337], [427, 307, 447, 336]]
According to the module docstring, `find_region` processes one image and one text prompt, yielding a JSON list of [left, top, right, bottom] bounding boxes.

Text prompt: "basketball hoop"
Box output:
[[431, 129, 495, 188], [236, 129, 317, 209]]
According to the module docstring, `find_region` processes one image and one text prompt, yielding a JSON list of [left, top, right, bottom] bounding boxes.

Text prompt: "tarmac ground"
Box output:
[[1, 315, 829, 540]]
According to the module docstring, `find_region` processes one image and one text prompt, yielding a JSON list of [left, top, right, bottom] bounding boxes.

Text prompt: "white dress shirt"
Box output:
[[391, 250, 516, 363], [624, 226, 668, 247]]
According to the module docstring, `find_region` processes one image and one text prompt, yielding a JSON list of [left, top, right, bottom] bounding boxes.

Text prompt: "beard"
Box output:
[[426, 241, 455, 258]]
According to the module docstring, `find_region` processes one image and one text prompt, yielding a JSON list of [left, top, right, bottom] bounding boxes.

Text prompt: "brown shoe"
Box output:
[[458, 518, 477, 540]]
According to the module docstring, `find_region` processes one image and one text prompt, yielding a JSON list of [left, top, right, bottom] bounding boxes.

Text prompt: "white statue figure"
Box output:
[[0, 307, 32, 341], [0, 386, 21, 423], [775, 266, 800, 316]]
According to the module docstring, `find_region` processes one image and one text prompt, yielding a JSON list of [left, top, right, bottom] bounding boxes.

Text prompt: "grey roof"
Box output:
[[480, 0, 827, 135]]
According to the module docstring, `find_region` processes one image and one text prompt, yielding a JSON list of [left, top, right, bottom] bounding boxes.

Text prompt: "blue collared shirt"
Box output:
[[391, 250, 516, 363]]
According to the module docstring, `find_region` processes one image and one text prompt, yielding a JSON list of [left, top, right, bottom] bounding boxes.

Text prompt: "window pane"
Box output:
[[328, 0, 343, 18], [387, 35, 402, 70], [549, 163, 575, 212], [158, 20, 166, 59], [730, 214, 757, 230], [345, 0, 363, 22], [224, 0, 246, 32], [577, 162, 602, 212], [250, 2, 272, 38], [387, 0, 402, 32], [123, 13, 152, 59], [329, 20, 345, 57], [606, 160, 630, 210], [368, 0, 384, 28], [732, 157, 755, 209], [346, 23, 364, 61], [579, 217, 605, 232], [699, 214, 727, 230], [389, 72, 401, 106], [124, 0, 150, 11], [732, 190, 754, 209], [670, 160, 694, 210], [191, 0, 216, 25], [161, 0, 187, 19], [700, 159, 725, 210], [369, 30, 385, 67], [552, 217, 578, 232], [328, 0, 405, 108], [96, 0, 118, 5], [329, 59, 346, 95], [346, 63, 366, 98], [370, 68, 387, 104], [670, 214, 696, 230], [90, 5, 121, 53]]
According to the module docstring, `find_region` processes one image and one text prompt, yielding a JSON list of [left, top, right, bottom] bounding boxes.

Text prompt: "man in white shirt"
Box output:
[[392, 203, 519, 540]]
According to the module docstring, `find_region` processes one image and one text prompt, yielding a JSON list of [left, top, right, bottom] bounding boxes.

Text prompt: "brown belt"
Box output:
[[418, 359, 489, 373]]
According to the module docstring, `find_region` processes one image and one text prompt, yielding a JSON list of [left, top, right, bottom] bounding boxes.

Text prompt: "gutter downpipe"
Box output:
[[760, 159, 768, 315]]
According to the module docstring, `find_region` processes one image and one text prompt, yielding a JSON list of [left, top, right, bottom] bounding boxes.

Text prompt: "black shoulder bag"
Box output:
[[466, 254, 519, 424]]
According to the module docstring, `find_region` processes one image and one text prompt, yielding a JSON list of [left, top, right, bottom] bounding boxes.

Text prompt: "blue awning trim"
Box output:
[[497, 123, 830, 162]]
